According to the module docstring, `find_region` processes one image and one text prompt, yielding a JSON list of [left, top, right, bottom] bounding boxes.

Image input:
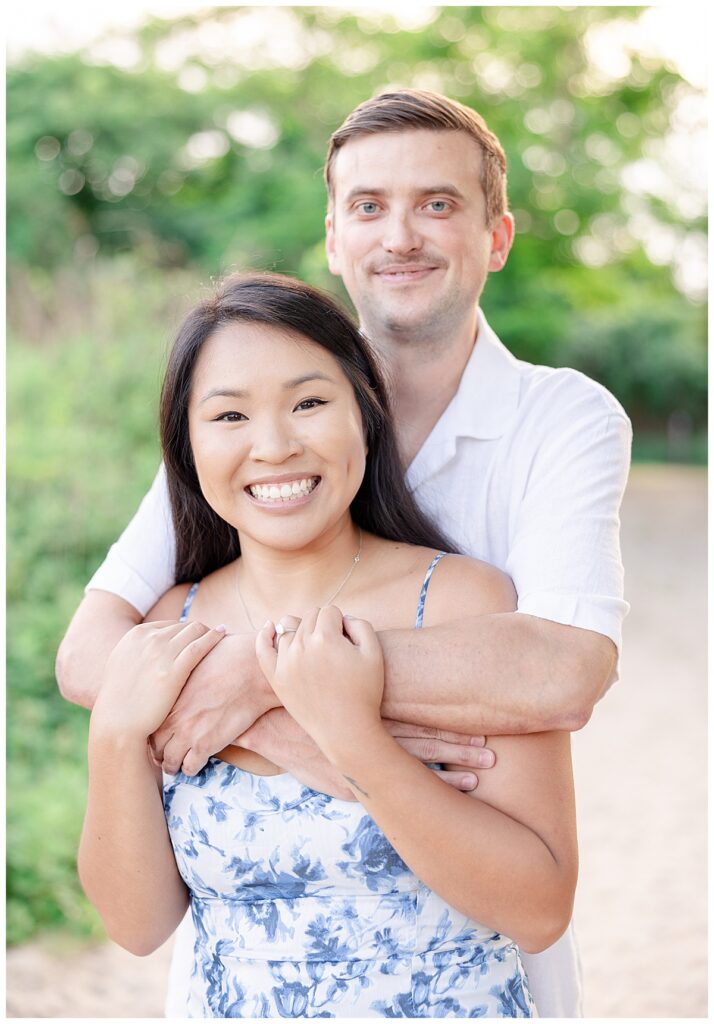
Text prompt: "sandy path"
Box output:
[[572, 464, 707, 1017], [6, 464, 707, 1018]]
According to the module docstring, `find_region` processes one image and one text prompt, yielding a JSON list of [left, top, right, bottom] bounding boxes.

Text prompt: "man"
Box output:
[[58, 90, 631, 1016]]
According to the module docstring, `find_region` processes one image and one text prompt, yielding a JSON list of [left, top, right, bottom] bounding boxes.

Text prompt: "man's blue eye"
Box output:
[[358, 202, 379, 215], [428, 200, 449, 212]]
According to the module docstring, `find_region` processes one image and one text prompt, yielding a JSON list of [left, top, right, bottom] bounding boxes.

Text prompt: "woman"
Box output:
[[79, 273, 577, 1017]]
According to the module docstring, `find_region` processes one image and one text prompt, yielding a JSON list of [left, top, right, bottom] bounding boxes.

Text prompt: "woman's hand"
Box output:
[[255, 606, 384, 761], [92, 620, 226, 742]]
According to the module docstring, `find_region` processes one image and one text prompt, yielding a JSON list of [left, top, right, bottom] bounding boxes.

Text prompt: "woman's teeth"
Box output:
[[248, 477, 319, 502]]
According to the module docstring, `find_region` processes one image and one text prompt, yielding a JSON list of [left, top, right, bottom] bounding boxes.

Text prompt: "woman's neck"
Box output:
[[234, 517, 364, 625]]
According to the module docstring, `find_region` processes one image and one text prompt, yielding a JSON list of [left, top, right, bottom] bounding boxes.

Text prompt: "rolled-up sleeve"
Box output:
[[86, 463, 176, 615]]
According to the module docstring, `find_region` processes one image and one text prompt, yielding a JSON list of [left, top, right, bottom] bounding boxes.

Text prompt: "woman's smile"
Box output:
[[187, 321, 367, 550], [245, 475, 321, 508]]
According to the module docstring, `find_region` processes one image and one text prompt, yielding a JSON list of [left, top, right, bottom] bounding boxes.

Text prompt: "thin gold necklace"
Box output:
[[235, 529, 363, 631]]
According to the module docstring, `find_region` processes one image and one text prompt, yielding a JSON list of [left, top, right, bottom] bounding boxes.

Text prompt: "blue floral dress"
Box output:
[[164, 553, 535, 1018]]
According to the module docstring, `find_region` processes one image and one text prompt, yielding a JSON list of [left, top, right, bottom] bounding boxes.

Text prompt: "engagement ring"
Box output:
[[275, 624, 298, 638]]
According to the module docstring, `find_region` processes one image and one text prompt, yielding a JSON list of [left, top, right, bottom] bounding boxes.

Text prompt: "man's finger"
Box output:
[[396, 736, 495, 769], [161, 733, 190, 775], [181, 746, 209, 778], [383, 719, 487, 747], [149, 723, 173, 762], [430, 767, 479, 792]]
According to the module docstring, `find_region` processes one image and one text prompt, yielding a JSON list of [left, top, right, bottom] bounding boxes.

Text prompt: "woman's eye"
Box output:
[[295, 398, 327, 412], [215, 411, 247, 422]]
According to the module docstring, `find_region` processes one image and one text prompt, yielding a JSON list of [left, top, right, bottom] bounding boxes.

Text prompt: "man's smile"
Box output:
[[373, 263, 443, 283]]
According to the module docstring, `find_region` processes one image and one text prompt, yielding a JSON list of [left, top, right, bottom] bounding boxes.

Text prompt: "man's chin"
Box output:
[[379, 300, 444, 338]]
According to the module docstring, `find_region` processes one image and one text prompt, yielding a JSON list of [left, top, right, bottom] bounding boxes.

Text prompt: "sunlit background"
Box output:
[[6, 4, 708, 1018]]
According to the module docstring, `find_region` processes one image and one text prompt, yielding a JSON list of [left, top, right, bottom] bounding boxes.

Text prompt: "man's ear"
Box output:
[[488, 212, 515, 273], [325, 211, 341, 276]]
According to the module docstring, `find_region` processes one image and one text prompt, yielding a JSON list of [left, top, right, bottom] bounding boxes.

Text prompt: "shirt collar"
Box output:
[[405, 309, 522, 487], [433, 308, 522, 443]]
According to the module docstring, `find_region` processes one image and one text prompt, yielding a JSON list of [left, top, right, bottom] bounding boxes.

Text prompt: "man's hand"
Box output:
[[239, 709, 356, 799], [383, 720, 496, 788], [149, 632, 278, 776], [239, 710, 495, 798]]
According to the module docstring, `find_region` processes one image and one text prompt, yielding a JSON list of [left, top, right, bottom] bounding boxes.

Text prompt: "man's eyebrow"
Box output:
[[421, 184, 465, 200], [199, 373, 335, 403], [343, 184, 465, 203], [344, 186, 388, 204]]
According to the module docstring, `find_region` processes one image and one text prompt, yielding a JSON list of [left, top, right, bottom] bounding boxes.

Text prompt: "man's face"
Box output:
[[325, 129, 512, 349]]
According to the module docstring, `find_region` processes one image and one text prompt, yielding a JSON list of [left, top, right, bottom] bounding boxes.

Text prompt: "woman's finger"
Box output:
[[166, 619, 213, 655], [295, 606, 320, 639], [255, 620, 278, 681], [172, 624, 227, 677], [341, 614, 379, 653]]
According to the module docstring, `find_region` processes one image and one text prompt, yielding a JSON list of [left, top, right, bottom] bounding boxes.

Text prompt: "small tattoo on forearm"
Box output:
[[343, 775, 369, 798]]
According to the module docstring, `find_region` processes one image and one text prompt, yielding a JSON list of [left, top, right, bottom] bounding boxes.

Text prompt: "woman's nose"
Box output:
[[249, 420, 303, 463]]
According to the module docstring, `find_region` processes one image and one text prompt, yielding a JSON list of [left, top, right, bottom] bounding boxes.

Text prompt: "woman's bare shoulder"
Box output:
[[419, 552, 517, 627], [145, 561, 237, 623], [145, 583, 193, 622]]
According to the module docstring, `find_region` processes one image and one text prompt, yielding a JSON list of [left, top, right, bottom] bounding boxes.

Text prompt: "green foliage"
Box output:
[[7, 263, 199, 945]]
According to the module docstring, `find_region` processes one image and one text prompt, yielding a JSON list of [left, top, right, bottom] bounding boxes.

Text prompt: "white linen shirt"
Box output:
[[405, 309, 631, 653], [86, 309, 632, 1017]]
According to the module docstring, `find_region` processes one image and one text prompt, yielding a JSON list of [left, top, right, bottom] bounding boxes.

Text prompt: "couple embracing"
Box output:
[[60, 89, 631, 1018]]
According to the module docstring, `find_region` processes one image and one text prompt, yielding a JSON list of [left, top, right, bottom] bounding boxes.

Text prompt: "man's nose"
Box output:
[[249, 419, 303, 462], [381, 210, 422, 255]]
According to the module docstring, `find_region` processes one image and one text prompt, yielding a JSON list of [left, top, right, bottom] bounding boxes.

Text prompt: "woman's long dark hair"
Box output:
[[160, 272, 457, 583]]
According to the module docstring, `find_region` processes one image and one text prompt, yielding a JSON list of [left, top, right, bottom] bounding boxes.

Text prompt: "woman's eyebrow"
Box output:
[[199, 373, 335, 403], [199, 386, 248, 404], [283, 372, 336, 390]]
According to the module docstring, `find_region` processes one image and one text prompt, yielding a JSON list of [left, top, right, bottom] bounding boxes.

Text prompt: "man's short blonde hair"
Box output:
[[325, 89, 508, 227]]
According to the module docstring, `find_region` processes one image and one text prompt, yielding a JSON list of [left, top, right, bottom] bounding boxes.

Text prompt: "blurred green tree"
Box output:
[[7, 6, 706, 436]]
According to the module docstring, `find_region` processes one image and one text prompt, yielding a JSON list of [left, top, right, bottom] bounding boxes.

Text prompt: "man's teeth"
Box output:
[[248, 477, 319, 502]]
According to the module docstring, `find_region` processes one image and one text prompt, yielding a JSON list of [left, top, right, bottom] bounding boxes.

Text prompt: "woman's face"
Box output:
[[188, 321, 368, 553]]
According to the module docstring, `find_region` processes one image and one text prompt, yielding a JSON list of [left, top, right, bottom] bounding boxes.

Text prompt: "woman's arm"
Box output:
[[77, 618, 226, 955], [319, 719, 575, 953], [255, 557, 578, 953], [79, 726, 188, 956]]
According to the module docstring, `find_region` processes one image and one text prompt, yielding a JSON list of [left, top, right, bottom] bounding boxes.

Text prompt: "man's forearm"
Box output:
[[379, 612, 616, 735], [56, 592, 143, 709]]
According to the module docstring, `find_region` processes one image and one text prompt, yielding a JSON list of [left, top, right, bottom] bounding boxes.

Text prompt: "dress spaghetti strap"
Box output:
[[414, 552, 448, 629], [180, 555, 446, 629], [179, 581, 200, 623]]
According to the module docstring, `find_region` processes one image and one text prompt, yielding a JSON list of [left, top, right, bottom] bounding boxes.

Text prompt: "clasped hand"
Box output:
[[92, 620, 227, 741], [256, 606, 385, 761], [120, 613, 494, 791]]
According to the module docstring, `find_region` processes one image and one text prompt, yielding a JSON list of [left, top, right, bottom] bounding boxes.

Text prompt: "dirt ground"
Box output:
[[6, 464, 707, 1018]]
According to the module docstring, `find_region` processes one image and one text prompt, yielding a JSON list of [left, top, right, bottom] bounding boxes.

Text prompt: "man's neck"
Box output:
[[375, 311, 480, 469]]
